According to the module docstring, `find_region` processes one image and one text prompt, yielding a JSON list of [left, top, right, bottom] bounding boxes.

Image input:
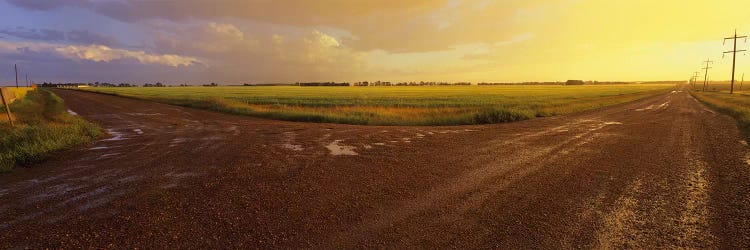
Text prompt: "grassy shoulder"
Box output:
[[83, 84, 675, 126], [691, 89, 750, 140], [0, 89, 101, 172]]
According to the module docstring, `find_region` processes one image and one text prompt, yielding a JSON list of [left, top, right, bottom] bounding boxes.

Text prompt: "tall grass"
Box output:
[[0, 87, 32, 113], [84, 84, 675, 126], [0, 89, 101, 172]]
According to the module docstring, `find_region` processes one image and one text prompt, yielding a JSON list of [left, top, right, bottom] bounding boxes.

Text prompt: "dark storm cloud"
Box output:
[[0, 27, 118, 46], [0, 27, 66, 41], [5, 0, 87, 11], [65, 30, 117, 46], [0, 48, 206, 84]]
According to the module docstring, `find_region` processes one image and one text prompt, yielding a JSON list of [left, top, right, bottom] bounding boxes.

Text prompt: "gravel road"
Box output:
[[1, 87, 749, 248]]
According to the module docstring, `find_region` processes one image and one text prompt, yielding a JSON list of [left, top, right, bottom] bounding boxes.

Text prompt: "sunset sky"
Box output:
[[1, 0, 750, 85]]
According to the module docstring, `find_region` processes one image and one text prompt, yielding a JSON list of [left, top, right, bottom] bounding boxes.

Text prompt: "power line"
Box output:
[[723, 29, 748, 94], [702, 59, 713, 91]]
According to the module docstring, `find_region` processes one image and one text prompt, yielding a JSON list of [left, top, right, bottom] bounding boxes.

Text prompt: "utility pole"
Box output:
[[14, 64, 18, 88], [702, 59, 713, 91], [741, 73, 745, 91], [692, 71, 700, 89], [25, 74, 28, 88], [724, 29, 748, 94]]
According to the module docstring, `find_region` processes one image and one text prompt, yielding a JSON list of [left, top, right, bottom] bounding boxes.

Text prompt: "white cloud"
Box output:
[[208, 22, 244, 40], [312, 30, 340, 48], [55, 45, 199, 67]]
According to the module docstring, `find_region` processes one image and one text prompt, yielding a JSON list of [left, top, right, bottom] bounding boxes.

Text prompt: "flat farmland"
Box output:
[[84, 84, 675, 125]]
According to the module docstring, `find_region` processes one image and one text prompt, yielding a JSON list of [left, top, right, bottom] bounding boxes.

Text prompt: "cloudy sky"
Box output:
[[1, 0, 749, 85]]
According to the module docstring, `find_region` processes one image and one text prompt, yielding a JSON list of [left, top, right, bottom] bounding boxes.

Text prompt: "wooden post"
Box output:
[[0, 88, 14, 127], [14, 64, 18, 88]]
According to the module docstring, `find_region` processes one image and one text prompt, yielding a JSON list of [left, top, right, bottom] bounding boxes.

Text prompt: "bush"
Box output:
[[473, 108, 533, 124]]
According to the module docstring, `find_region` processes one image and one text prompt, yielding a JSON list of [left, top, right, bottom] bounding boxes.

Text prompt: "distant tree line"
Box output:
[[243, 83, 296, 86], [478, 82, 564, 85], [477, 81, 637, 86], [143, 82, 166, 87], [296, 82, 350, 87], [38, 82, 226, 88], [40, 82, 137, 88], [353, 81, 471, 86]]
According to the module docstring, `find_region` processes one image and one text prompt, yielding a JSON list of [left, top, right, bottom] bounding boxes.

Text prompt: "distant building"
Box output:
[[565, 80, 585, 85]]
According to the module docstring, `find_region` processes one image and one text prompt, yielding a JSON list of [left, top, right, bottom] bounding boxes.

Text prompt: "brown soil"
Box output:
[[1, 87, 749, 248]]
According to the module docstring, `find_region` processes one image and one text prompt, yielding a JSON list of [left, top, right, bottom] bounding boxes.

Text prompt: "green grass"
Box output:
[[0, 89, 101, 172], [691, 84, 750, 140], [83, 84, 675, 126], [0, 87, 32, 111]]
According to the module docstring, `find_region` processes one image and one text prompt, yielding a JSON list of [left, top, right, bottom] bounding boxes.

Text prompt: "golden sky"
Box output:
[[2, 0, 750, 83]]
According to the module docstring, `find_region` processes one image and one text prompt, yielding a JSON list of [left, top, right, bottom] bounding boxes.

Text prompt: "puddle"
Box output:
[[363, 145, 373, 149], [133, 129, 144, 134], [67, 109, 78, 116], [657, 101, 670, 109], [117, 175, 139, 183], [636, 105, 655, 111], [634, 101, 668, 112], [77, 196, 115, 212], [125, 113, 165, 116], [97, 153, 121, 159], [603, 122, 623, 125], [171, 138, 188, 144], [326, 140, 358, 156], [59, 186, 110, 206], [166, 172, 202, 179], [373, 143, 386, 146], [89, 146, 109, 150], [101, 129, 128, 141], [282, 143, 304, 151], [226, 126, 240, 136]]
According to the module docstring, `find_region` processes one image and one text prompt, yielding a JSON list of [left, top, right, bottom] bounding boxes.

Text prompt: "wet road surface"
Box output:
[[1, 87, 749, 248]]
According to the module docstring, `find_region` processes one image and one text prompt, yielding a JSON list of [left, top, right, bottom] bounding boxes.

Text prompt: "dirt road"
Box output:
[[2, 87, 750, 248]]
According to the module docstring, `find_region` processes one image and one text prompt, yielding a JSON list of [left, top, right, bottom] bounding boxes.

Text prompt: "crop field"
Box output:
[[84, 84, 675, 125]]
